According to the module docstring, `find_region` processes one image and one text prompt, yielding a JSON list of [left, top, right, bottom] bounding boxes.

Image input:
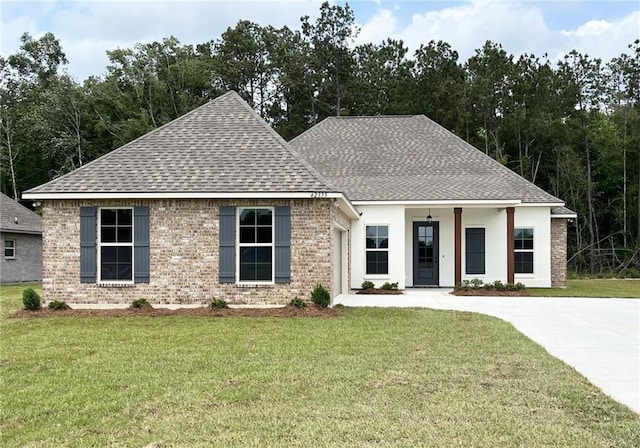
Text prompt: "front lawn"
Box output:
[[1, 289, 638, 446], [531, 279, 640, 298]]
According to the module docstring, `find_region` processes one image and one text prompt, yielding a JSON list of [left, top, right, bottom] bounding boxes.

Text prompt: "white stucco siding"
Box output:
[[461, 208, 507, 284], [514, 206, 552, 287], [351, 205, 406, 289], [351, 204, 553, 290]]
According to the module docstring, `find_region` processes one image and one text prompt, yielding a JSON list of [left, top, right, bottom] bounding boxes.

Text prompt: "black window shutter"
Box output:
[[465, 228, 486, 275], [80, 207, 97, 283], [274, 206, 291, 283], [134, 206, 150, 283], [219, 206, 236, 283]]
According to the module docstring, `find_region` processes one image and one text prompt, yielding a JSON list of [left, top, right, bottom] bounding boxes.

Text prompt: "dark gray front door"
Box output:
[[413, 222, 439, 286]]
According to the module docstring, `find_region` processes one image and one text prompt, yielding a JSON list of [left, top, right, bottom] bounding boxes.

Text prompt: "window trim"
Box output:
[[4, 239, 16, 259], [465, 226, 486, 276], [236, 206, 275, 285], [364, 224, 390, 277], [514, 226, 535, 275], [97, 207, 134, 284]]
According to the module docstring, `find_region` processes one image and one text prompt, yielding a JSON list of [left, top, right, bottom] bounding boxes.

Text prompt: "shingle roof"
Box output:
[[290, 115, 563, 203], [1, 192, 42, 234], [25, 91, 333, 196], [551, 206, 577, 217]]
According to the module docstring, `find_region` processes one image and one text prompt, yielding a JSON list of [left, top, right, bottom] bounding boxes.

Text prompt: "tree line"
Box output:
[[1, 2, 638, 274]]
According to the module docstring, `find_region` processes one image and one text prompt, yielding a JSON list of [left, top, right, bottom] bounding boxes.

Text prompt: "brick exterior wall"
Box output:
[[42, 198, 348, 305], [1, 232, 42, 283], [550, 218, 568, 287]]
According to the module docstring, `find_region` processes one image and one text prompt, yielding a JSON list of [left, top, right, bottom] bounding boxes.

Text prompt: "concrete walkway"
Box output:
[[334, 290, 640, 413]]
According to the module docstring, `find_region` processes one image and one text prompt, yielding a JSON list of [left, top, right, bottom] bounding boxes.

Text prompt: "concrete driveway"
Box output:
[[334, 291, 640, 413]]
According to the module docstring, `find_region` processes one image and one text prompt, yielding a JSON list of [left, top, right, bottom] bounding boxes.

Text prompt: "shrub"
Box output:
[[381, 282, 399, 290], [483, 283, 495, 291], [210, 298, 229, 309], [22, 288, 41, 311], [310, 284, 330, 308], [620, 268, 640, 279], [493, 280, 506, 291], [361, 280, 375, 290], [131, 298, 151, 309], [290, 297, 306, 308], [514, 282, 526, 290], [456, 280, 471, 291], [48, 300, 70, 311], [470, 278, 484, 289]]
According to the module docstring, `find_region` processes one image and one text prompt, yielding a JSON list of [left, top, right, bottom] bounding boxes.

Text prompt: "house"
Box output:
[[23, 91, 574, 305], [1, 192, 43, 283], [289, 116, 576, 290]]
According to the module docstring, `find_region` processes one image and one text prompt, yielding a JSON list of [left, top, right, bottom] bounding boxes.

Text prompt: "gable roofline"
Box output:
[[291, 114, 563, 204], [230, 92, 335, 191], [24, 91, 337, 196], [0, 192, 42, 234], [24, 94, 221, 196]]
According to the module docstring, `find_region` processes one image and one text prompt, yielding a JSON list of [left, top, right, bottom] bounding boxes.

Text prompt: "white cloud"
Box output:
[[1, 1, 324, 80], [355, 0, 639, 64]]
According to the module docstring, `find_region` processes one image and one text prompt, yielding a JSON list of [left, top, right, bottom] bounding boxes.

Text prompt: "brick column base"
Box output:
[[551, 218, 568, 287]]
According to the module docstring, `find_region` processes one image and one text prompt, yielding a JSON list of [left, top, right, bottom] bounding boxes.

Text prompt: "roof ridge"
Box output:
[[24, 94, 234, 195], [229, 92, 337, 192]]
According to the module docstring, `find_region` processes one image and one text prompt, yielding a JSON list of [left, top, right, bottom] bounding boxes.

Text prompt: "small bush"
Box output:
[[620, 268, 640, 279], [483, 283, 495, 291], [493, 280, 506, 291], [381, 282, 399, 290], [48, 300, 70, 311], [290, 297, 306, 308], [514, 282, 526, 290], [361, 280, 375, 290], [131, 298, 151, 309], [311, 284, 330, 308], [470, 278, 483, 289], [456, 280, 471, 291], [210, 298, 229, 309], [22, 288, 41, 311]]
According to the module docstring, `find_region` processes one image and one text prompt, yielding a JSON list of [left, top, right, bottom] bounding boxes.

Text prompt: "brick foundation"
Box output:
[[42, 198, 348, 306], [551, 218, 568, 287]]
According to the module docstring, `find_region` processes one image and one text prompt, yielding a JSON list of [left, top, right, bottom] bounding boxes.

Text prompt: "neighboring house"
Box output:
[[23, 91, 575, 305], [1, 192, 43, 283]]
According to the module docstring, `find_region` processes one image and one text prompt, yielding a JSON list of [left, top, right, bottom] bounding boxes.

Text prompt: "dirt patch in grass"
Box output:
[[356, 288, 403, 295], [10, 303, 339, 319], [451, 289, 530, 296]]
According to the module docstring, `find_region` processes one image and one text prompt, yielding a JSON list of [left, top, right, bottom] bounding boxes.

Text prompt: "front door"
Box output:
[[413, 222, 439, 286]]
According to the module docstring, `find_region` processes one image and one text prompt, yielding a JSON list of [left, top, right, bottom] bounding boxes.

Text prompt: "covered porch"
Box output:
[[350, 201, 555, 290]]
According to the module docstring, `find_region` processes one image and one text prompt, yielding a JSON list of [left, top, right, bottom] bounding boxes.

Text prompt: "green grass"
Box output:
[[531, 279, 640, 298], [0, 282, 42, 319], [1, 288, 638, 446]]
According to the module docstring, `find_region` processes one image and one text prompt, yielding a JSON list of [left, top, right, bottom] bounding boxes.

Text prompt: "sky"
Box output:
[[1, 0, 639, 81]]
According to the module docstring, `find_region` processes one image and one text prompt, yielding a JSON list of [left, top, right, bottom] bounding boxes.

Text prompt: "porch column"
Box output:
[[506, 207, 515, 284], [454, 207, 462, 285]]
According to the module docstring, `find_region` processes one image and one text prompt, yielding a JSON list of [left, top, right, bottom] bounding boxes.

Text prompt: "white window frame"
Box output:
[[97, 207, 134, 284], [514, 227, 534, 275], [236, 207, 275, 285], [364, 224, 390, 278], [4, 239, 16, 259]]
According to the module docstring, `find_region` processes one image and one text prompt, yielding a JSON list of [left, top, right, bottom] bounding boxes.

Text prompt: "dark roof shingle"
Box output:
[[25, 91, 333, 195], [1, 192, 42, 234], [290, 115, 562, 203]]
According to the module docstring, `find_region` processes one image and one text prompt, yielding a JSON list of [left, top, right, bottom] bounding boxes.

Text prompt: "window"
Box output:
[[514, 228, 534, 274], [99, 208, 133, 281], [465, 228, 485, 275], [366, 225, 388, 275], [4, 240, 15, 259], [238, 208, 273, 282]]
